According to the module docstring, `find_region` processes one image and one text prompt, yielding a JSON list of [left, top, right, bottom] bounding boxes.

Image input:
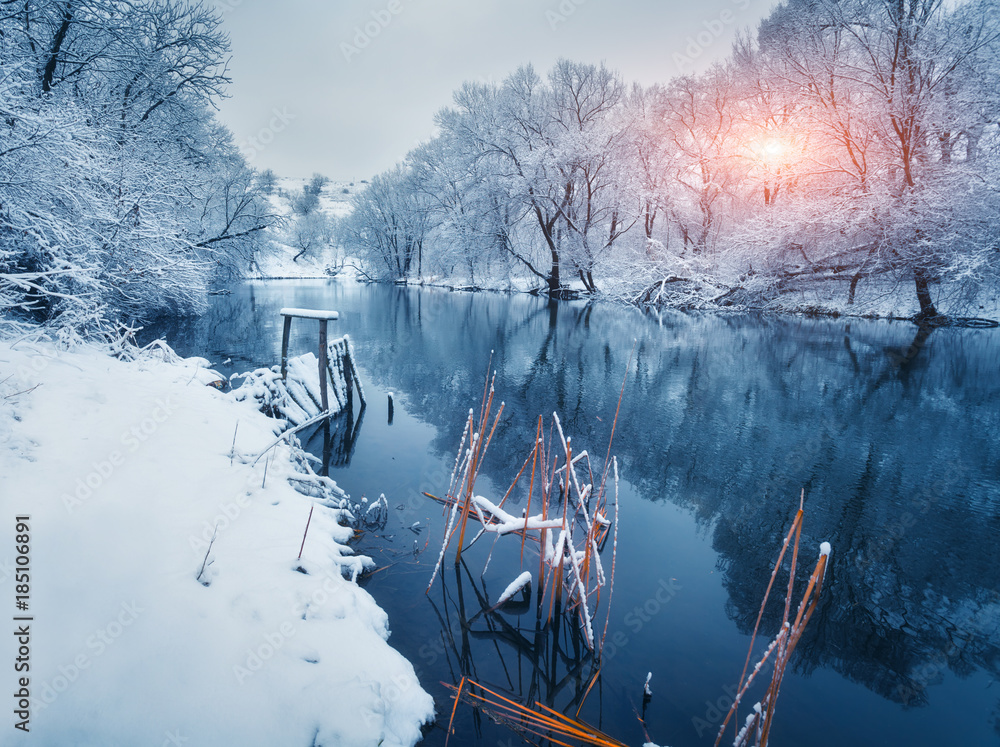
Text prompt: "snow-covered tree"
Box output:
[[341, 4, 1000, 314], [0, 0, 277, 328], [340, 166, 431, 280]]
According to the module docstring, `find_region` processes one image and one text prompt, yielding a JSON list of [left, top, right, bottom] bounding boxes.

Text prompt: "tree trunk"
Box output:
[[848, 272, 861, 305], [644, 202, 656, 239], [547, 247, 561, 294], [41, 3, 73, 93], [938, 132, 952, 164], [913, 267, 939, 320], [532, 204, 562, 295]]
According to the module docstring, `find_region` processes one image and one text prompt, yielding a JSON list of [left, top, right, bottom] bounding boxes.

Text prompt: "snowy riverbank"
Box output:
[[343, 272, 1000, 325], [0, 335, 433, 745]]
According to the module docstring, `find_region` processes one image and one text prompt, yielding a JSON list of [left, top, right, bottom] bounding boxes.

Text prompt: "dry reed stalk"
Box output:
[[714, 495, 831, 747], [575, 668, 603, 719], [444, 675, 466, 747], [427, 360, 627, 655], [297, 504, 315, 561], [598, 458, 620, 656], [523, 416, 543, 568], [444, 679, 629, 747], [455, 377, 504, 567]]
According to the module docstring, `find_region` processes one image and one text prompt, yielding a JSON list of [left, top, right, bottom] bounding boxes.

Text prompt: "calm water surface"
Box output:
[[143, 280, 1000, 747]]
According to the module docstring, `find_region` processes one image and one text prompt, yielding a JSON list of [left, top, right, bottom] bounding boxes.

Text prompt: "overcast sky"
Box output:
[[214, 0, 778, 181]]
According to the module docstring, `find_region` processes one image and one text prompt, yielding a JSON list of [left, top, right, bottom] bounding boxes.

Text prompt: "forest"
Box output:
[[341, 0, 1000, 319], [0, 0, 276, 332], [4, 0, 999, 331]]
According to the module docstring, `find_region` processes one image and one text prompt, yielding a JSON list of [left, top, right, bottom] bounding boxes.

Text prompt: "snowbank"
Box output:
[[253, 247, 335, 279], [0, 336, 433, 745]]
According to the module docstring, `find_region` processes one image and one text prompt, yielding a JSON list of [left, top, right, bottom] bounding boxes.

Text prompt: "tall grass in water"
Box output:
[[430, 359, 830, 746], [714, 493, 831, 747], [425, 363, 625, 655], [440, 497, 830, 747], [444, 677, 629, 747]]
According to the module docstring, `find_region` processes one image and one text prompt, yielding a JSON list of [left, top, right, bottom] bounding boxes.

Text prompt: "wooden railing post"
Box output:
[[280, 315, 293, 380], [318, 319, 329, 412], [344, 344, 354, 412], [279, 308, 340, 414]]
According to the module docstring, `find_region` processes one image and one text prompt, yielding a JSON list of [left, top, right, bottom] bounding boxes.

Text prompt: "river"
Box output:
[[142, 279, 1000, 747]]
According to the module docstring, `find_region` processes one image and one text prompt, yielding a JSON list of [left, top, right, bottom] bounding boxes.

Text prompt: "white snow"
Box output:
[[279, 307, 340, 320], [820, 541, 832, 557], [496, 571, 533, 606], [0, 337, 433, 745], [469, 494, 564, 535]]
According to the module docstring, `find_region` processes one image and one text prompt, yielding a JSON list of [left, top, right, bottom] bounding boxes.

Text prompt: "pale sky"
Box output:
[[214, 0, 777, 181]]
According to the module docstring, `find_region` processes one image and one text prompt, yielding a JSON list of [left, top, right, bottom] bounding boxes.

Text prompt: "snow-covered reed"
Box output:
[[426, 360, 628, 657], [714, 494, 832, 747]]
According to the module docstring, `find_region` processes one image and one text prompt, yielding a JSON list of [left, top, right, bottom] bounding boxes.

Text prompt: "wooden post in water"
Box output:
[[318, 319, 329, 412], [344, 343, 354, 412], [279, 308, 340, 414], [280, 315, 293, 380]]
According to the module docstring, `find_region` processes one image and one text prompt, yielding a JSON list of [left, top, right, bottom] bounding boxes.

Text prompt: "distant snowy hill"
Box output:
[[254, 176, 361, 280]]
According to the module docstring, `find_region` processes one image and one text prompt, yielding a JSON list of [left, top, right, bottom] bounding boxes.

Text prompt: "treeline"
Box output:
[[0, 0, 277, 330], [343, 0, 1000, 318]]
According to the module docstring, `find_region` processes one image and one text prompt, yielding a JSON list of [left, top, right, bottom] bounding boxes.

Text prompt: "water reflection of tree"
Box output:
[[144, 281, 1000, 718], [351, 290, 1000, 715], [139, 284, 280, 376]]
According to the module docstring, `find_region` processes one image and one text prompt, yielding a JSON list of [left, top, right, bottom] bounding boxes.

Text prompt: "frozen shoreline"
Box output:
[[0, 335, 434, 746], [278, 270, 1000, 325]]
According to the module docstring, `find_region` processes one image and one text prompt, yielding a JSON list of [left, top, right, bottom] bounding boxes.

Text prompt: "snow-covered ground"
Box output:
[[0, 335, 433, 745], [254, 242, 341, 280]]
